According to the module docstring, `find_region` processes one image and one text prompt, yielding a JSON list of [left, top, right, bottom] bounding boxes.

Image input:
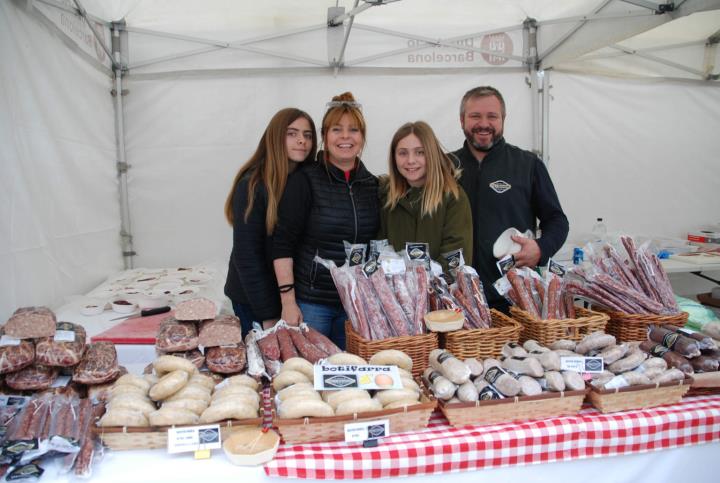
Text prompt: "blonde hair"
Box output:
[[384, 121, 460, 218], [320, 92, 366, 164], [224, 108, 317, 234]]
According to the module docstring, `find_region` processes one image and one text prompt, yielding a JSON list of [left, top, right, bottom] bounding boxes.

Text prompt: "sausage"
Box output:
[[256, 331, 281, 361], [276, 328, 299, 361], [648, 325, 701, 358], [482, 366, 521, 396], [429, 349, 471, 384], [287, 328, 325, 364], [369, 267, 412, 336], [302, 326, 341, 356], [392, 274, 415, 329], [545, 275, 561, 319], [564, 294, 576, 319], [691, 355, 719, 372], [412, 266, 429, 334], [665, 325, 717, 350], [640, 341, 694, 375], [576, 332, 616, 355], [422, 368, 457, 401], [507, 270, 539, 318], [608, 350, 646, 373], [356, 269, 393, 339], [501, 356, 544, 378]]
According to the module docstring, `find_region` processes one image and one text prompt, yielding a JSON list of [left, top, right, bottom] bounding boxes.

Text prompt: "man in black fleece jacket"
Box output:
[[452, 86, 569, 311]]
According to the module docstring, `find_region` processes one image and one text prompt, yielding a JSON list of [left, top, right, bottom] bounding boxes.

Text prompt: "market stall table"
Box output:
[[37, 395, 720, 482]]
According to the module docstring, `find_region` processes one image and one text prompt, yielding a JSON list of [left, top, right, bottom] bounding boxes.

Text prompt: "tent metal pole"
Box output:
[[71, 0, 117, 69], [335, 0, 361, 70], [538, 0, 614, 62], [112, 23, 135, 269], [524, 19, 542, 157], [541, 70, 551, 166], [610, 44, 706, 76], [578, 40, 705, 60], [536, 10, 655, 27]]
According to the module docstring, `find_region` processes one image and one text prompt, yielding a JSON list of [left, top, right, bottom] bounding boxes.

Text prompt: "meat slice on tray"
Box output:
[[4, 306, 56, 339], [155, 316, 198, 352], [0, 328, 36, 374], [205, 343, 246, 374], [198, 314, 242, 347], [36, 322, 87, 367], [6, 364, 59, 391], [175, 297, 216, 321], [72, 342, 121, 385]]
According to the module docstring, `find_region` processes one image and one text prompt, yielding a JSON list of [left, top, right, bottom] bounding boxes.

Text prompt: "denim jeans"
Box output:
[[297, 299, 347, 350], [232, 302, 258, 339]]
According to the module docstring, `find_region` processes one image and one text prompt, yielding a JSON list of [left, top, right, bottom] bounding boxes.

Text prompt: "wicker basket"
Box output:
[[509, 306, 609, 346], [440, 389, 586, 427], [345, 321, 438, 378], [96, 418, 263, 450], [594, 308, 688, 343], [587, 378, 691, 413], [273, 394, 436, 444], [439, 309, 522, 360]]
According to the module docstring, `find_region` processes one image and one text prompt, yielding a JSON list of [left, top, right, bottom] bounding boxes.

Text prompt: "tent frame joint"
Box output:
[[116, 162, 130, 174], [111, 88, 129, 97]]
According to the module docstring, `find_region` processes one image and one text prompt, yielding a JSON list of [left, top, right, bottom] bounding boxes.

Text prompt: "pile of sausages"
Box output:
[[496, 268, 576, 321], [1, 393, 101, 478], [640, 324, 720, 374], [255, 323, 341, 376], [566, 236, 679, 315], [329, 261, 430, 340]]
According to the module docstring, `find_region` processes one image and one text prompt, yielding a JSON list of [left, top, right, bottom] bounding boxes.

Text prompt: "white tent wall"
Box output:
[[0, 2, 121, 321], [124, 71, 533, 268], [549, 71, 720, 295]]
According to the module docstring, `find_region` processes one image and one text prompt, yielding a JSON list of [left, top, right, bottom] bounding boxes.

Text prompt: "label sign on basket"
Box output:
[[561, 356, 604, 373], [314, 365, 402, 391], [167, 424, 221, 454], [344, 419, 389, 443]]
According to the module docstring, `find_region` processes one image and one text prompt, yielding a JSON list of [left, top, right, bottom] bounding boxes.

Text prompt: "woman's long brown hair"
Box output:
[[224, 108, 317, 234]]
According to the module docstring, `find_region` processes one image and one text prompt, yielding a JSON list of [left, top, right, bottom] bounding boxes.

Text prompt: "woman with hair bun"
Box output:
[[379, 120, 472, 269], [224, 108, 317, 337], [273, 92, 379, 349]]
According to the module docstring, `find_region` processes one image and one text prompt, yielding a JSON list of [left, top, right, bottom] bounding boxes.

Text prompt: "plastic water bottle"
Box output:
[[592, 218, 607, 242]]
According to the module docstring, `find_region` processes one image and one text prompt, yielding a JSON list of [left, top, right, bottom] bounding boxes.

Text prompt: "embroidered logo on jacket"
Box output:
[[489, 180, 511, 193]]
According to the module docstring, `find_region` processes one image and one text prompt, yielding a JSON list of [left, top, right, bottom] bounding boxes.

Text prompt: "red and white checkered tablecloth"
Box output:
[[264, 395, 720, 479]]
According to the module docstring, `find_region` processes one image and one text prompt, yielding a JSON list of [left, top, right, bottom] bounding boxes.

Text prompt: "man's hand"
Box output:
[[511, 236, 541, 267], [281, 302, 303, 326], [262, 318, 279, 330]]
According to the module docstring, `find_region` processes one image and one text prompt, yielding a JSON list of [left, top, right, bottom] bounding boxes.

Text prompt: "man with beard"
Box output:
[[451, 86, 568, 312]]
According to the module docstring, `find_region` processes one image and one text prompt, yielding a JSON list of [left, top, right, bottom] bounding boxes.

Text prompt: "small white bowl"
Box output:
[[424, 310, 465, 332], [80, 304, 104, 316], [111, 300, 137, 314], [131, 291, 169, 310], [223, 428, 280, 466]]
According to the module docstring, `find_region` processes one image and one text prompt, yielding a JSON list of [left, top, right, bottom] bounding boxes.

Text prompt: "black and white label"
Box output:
[[344, 419, 389, 443], [167, 424, 221, 454], [548, 259, 567, 277], [496, 255, 515, 275], [314, 365, 401, 391], [560, 356, 604, 373]]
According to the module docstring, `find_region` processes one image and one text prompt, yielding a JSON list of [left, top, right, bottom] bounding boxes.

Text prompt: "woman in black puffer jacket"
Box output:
[[224, 108, 317, 337], [273, 92, 379, 349]]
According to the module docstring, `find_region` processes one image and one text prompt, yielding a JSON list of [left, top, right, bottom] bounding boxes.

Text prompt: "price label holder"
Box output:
[[314, 365, 402, 391], [560, 356, 604, 373], [344, 419, 389, 446], [167, 424, 222, 457]]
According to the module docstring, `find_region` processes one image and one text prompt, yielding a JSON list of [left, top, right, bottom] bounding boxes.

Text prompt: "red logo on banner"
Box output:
[[481, 33, 513, 65]]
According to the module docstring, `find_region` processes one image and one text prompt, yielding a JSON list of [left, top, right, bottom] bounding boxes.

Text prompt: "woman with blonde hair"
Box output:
[[273, 92, 379, 349], [379, 120, 472, 267], [224, 108, 317, 337]]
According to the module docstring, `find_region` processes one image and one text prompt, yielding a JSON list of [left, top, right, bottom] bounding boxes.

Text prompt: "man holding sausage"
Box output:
[[452, 86, 569, 312]]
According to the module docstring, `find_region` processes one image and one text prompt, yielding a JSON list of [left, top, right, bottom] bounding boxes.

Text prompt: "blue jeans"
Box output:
[[232, 302, 258, 339], [297, 300, 347, 350]]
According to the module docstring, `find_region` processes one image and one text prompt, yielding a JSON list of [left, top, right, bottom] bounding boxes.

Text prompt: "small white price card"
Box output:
[[167, 425, 222, 454], [344, 419, 389, 443], [54, 331, 75, 342], [560, 356, 604, 373], [314, 365, 402, 391]]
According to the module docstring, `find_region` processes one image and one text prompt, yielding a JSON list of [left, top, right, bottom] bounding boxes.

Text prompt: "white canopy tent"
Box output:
[[2, 0, 719, 320]]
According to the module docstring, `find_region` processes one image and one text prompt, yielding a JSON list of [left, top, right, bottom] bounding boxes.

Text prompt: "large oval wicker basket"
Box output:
[[509, 306, 609, 346]]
